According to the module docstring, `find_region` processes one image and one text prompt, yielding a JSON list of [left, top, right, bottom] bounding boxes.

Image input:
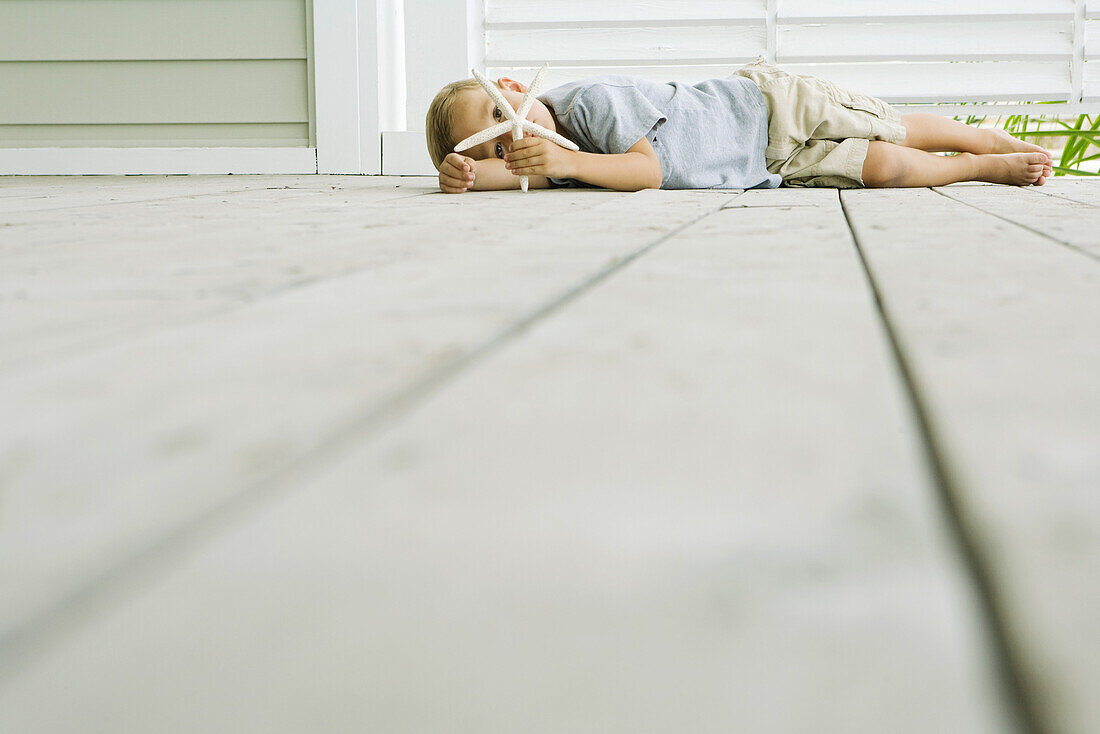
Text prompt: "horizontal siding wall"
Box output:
[[485, 0, 1092, 111], [0, 0, 313, 148]]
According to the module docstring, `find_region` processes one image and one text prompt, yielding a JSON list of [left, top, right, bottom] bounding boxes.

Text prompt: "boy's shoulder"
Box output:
[[546, 74, 659, 96], [540, 75, 664, 115]]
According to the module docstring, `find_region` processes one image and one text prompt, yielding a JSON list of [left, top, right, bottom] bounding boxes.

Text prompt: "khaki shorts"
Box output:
[[734, 59, 908, 188]]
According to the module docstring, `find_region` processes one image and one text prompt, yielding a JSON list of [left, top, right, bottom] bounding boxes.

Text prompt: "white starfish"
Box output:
[[453, 64, 579, 192]]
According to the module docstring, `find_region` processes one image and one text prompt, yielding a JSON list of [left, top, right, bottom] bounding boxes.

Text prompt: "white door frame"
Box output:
[[314, 0, 381, 174]]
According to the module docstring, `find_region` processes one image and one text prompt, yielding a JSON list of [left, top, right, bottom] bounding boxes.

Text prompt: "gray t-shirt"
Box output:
[[537, 75, 781, 190]]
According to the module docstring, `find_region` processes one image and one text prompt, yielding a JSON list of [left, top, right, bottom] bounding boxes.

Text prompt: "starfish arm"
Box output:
[[471, 68, 515, 122], [453, 121, 513, 152], [511, 122, 529, 193], [520, 120, 581, 151], [515, 64, 548, 123]]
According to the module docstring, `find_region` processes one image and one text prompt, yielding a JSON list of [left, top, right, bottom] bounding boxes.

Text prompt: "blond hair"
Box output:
[[425, 78, 481, 170]]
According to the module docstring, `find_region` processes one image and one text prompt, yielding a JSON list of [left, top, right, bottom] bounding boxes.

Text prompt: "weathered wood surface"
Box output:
[[0, 175, 369, 213], [0, 183, 1013, 733], [1024, 176, 1100, 207], [1, 177, 1098, 734], [842, 187, 1100, 734], [0, 179, 442, 372], [936, 182, 1100, 259], [0, 182, 732, 657]]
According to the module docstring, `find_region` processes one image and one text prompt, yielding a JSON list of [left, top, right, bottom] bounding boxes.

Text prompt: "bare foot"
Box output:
[[986, 128, 1052, 164], [973, 152, 1050, 186], [1034, 162, 1052, 186]]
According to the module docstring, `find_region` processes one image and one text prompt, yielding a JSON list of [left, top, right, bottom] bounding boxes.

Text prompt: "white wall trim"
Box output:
[[381, 130, 435, 175], [466, 0, 486, 73], [314, 0, 381, 174], [388, 0, 484, 175], [0, 148, 317, 176], [377, 0, 408, 131]]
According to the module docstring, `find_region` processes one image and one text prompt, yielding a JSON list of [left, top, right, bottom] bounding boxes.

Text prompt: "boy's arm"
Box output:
[[438, 152, 549, 193], [506, 136, 662, 191], [470, 157, 551, 191]]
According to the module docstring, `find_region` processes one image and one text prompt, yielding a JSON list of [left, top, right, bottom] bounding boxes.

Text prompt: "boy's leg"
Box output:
[[898, 113, 1051, 165], [862, 141, 1049, 187]]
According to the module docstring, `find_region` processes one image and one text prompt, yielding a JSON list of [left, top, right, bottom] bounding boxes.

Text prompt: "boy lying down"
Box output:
[[425, 58, 1053, 194]]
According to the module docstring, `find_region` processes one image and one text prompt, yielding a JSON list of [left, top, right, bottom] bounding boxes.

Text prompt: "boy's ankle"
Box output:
[[956, 151, 980, 180]]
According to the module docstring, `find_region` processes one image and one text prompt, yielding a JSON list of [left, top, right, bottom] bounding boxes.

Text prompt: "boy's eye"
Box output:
[[495, 142, 503, 158], [493, 107, 502, 121]]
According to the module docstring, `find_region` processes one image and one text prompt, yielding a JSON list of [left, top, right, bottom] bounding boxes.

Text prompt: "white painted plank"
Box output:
[[0, 189, 1013, 734], [0, 174, 377, 214], [0, 180, 439, 373], [486, 25, 766, 65], [735, 61, 1073, 102], [1024, 177, 1100, 205], [1084, 59, 1100, 98], [780, 0, 1073, 22], [898, 102, 1100, 117], [0, 188, 735, 647], [1086, 21, 1100, 58], [778, 20, 1071, 63], [936, 184, 1100, 258], [490, 61, 1071, 104], [486, 0, 765, 26], [841, 187, 1100, 734]]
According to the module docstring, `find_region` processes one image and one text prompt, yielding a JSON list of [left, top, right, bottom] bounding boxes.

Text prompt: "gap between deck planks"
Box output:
[[0, 183, 733, 678], [842, 186, 1100, 734], [0, 186, 1015, 733], [935, 180, 1100, 261]]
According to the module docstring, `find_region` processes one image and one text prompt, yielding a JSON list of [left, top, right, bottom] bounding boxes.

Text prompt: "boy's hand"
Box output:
[[439, 152, 476, 193], [504, 137, 576, 180]]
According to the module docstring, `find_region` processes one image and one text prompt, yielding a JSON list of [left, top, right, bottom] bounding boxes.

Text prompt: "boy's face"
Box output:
[[451, 78, 559, 161]]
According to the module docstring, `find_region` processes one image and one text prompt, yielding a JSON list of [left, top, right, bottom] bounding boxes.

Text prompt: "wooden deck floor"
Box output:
[[0, 175, 1097, 733]]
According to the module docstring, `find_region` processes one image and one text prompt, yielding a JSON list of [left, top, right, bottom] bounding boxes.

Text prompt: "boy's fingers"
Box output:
[[507, 137, 538, 153], [445, 153, 473, 172], [511, 157, 545, 174], [440, 171, 470, 187], [442, 163, 473, 180], [506, 144, 540, 162], [441, 174, 470, 188]]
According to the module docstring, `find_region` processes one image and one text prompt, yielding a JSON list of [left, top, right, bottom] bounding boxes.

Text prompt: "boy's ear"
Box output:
[[497, 77, 526, 93]]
